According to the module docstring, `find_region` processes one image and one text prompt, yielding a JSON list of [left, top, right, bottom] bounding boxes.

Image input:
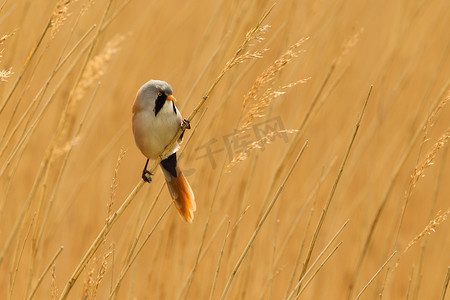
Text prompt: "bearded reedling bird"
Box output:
[[132, 80, 196, 222]]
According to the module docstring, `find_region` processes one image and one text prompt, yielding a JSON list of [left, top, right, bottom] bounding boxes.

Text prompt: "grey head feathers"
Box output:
[[135, 80, 174, 114], [139, 80, 173, 97]]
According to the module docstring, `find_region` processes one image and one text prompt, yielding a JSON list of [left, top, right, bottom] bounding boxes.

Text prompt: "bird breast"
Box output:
[[132, 102, 181, 159]]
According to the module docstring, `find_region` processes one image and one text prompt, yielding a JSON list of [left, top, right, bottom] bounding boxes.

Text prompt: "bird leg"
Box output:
[[142, 158, 152, 182]]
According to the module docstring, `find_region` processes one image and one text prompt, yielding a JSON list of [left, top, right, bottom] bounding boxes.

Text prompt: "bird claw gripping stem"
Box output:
[[182, 119, 191, 130]]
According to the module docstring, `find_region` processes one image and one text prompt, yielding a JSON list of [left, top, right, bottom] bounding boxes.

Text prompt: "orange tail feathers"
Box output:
[[161, 166, 196, 222]]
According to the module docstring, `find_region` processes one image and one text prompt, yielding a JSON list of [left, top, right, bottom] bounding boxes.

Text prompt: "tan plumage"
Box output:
[[161, 165, 196, 223]]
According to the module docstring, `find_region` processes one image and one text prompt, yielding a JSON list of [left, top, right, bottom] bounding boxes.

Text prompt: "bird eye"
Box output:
[[157, 92, 162, 97]]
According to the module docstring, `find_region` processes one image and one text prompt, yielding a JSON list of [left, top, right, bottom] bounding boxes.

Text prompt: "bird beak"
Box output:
[[166, 95, 176, 102]]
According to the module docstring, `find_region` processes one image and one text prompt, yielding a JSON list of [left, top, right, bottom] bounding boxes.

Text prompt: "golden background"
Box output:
[[0, 0, 449, 299]]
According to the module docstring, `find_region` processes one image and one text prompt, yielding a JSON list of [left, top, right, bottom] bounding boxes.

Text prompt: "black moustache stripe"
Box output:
[[154, 93, 166, 116]]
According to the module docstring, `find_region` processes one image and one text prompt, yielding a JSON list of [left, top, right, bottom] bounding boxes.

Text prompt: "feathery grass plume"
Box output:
[[410, 127, 450, 190], [80, 0, 95, 15], [334, 27, 364, 66], [108, 147, 127, 220], [0, 67, 12, 82], [51, 0, 77, 38], [74, 34, 125, 103], [82, 246, 113, 299], [419, 90, 449, 153], [395, 126, 450, 238], [0, 32, 15, 44], [239, 37, 310, 131], [227, 25, 270, 68], [92, 247, 113, 299], [58, 34, 125, 150], [77, 34, 125, 93], [82, 258, 96, 299], [427, 90, 449, 129], [396, 208, 450, 268], [226, 129, 298, 171], [210, 6, 273, 86], [0, 32, 14, 82], [60, 7, 276, 299], [399, 126, 450, 218]]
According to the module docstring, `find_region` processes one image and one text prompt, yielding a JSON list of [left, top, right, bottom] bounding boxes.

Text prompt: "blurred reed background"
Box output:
[[0, 0, 449, 299]]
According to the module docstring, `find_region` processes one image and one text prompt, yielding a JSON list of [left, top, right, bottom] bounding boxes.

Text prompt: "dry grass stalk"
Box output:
[[285, 207, 314, 298], [441, 267, 450, 300], [226, 129, 298, 171], [353, 251, 397, 300], [8, 215, 35, 300], [405, 265, 415, 299], [0, 31, 106, 267], [29, 83, 100, 274], [51, 264, 58, 300], [224, 38, 310, 176], [348, 81, 450, 297], [209, 220, 231, 300], [27, 246, 64, 300], [412, 144, 449, 299], [220, 140, 308, 300], [0, 16, 54, 115], [60, 7, 275, 299], [60, 179, 145, 300], [287, 220, 349, 299], [113, 109, 206, 298], [296, 241, 343, 298], [257, 61, 342, 228], [0, 25, 95, 160], [396, 127, 450, 242], [180, 5, 275, 132], [108, 203, 172, 300], [0, 37, 106, 267], [299, 86, 372, 288], [53, 0, 114, 152], [179, 154, 229, 300], [179, 217, 229, 300]]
